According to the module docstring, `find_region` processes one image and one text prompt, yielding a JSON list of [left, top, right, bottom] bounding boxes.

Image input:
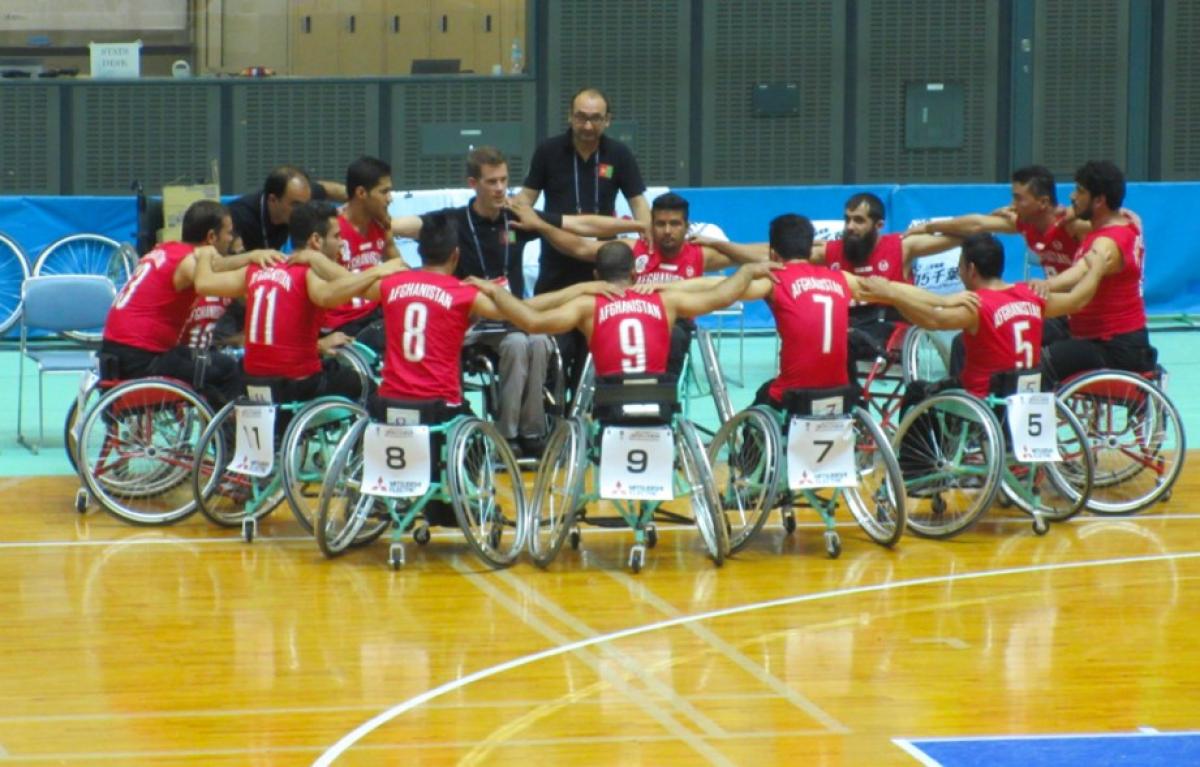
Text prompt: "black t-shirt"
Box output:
[[428, 201, 563, 299], [523, 129, 646, 294], [227, 182, 329, 251]]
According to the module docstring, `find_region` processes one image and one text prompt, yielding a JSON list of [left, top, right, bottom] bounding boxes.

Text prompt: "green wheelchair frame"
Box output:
[[527, 377, 728, 573], [316, 410, 527, 570], [707, 393, 906, 559]]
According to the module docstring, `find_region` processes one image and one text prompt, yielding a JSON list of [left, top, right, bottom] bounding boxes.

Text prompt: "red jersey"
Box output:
[[378, 270, 478, 404], [242, 263, 322, 379], [824, 232, 906, 280], [632, 240, 706, 285], [104, 241, 196, 353], [179, 296, 232, 349], [767, 262, 851, 400], [322, 214, 386, 330], [961, 284, 1046, 398], [590, 290, 671, 377], [1016, 214, 1078, 276], [1068, 222, 1146, 339]]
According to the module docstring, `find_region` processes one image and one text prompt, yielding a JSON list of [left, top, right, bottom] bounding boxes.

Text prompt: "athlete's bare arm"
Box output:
[[560, 213, 645, 239], [390, 215, 424, 240], [468, 277, 590, 335], [860, 276, 979, 333], [665, 262, 776, 321], [901, 233, 963, 266], [308, 259, 405, 309], [907, 213, 1018, 237], [193, 248, 249, 298], [688, 235, 769, 266], [505, 200, 603, 263]]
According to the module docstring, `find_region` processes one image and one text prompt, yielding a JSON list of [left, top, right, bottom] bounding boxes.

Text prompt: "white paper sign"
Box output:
[[89, 40, 142, 79], [362, 424, 432, 498], [1005, 393, 1060, 463], [599, 426, 674, 500], [230, 405, 276, 477], [787, 416, 857, 489]]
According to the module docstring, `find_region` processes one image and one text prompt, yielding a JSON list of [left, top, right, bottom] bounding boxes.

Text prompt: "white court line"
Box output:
[[892, 738, 944, 766], [896, 729, 1200, 744], [311, 549, 1200, 766]]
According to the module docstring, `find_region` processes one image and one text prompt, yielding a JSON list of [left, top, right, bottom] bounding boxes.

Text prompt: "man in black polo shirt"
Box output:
[[227, 165, 348, 252], [516, 87, 651, 396], [393, 147, 640, 455]]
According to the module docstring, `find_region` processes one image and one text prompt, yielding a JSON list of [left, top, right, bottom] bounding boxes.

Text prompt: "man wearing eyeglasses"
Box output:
[[516, 87, 651, 396]]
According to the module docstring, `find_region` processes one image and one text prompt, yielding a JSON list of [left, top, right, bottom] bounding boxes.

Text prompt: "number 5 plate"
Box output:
[[362, 424, 432, 498], [787, 416, 856, 489], [1005, 393, 1060, 462], [599, 426, 674, 501]]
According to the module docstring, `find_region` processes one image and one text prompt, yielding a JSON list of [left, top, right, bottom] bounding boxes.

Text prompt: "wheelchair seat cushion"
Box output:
[[780, 383, 860, 417], [368, 395, 472, 426], [593, 375, 679, 425], [988, 368, 1047, 396]]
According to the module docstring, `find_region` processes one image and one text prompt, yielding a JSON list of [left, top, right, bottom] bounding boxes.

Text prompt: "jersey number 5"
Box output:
[[1013, 319, 1034, 369]]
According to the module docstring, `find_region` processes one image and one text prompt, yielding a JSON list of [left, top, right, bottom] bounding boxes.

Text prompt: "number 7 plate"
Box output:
[[599, 426, 674, 501], [786, 416, 856, 489]]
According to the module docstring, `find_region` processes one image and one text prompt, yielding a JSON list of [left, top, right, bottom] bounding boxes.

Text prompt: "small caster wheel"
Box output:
[[1032, 517, 1049, 536], [824, 530, 841, 559], [931, 494, 947, 516], [996, 493, 1012, 509], [1160, 491, 1172, 504], [629, 544, 645, 574], [413, 524, 431, 545], [74, 488, 89, 514], [569, 526, 581, 550], [646, 524, 658, 549], [242, 517, 257, 543], [488, 525, 503, 550], [388, 543, 405, 570], [782, 508, 796, 535]]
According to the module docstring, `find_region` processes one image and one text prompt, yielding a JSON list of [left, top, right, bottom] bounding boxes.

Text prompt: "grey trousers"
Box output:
[[475, 331, 551, 439]]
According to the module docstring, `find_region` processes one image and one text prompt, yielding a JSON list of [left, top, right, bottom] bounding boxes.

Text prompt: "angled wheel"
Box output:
[[678, 420, 729, 566], [64, 374, 102, 478], [845, 407, 906, 547], [447, 418, 527, 568], [1001, 399, 1094, 522], [893, 391, 1003, 539], [901, 327, 952, 384], [315, 417, 391, 557], [280, 398, 367, 535], [707, 407, 780, 554], [526, 417, 586, 568], [0, 232, 30, 336], [1057, 371, 1185, 514], [77, 378, 214, 525], [191, 402, 285, 528]]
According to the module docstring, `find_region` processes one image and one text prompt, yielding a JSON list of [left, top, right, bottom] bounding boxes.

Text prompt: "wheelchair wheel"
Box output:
[[527, 417, 586, 568], [893, 391, 1003, 539], [447, 418, 527, 568], [902, 327, 952, 384], [77, 378, 214, 525], [1000, 400, 1094, 522], [0, 232, 29, 336], [1057, 370, 1185, 514], [64, 374, 102, 478], [191, 402, 286, 528], [844, 407, 906, 547], [706, 407, 780, 554], [332, 344, 378, 403], [33, 234, 131, 342], [569, 354, 596, 418], [677, 420, 729, 566], [280, 398, 367, 535], [315, 417, 391, 557]]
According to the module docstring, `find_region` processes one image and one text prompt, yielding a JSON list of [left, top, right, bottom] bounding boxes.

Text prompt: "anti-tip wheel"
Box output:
[[413, 524, 431, 545], [629, 544, 645, 574], [242, 518, 256, 543], [74, 488, 89, 514], [824, 530, 841, 559], [1033, 517, 1049, 536], [646, 524, 658, 549], [783, 508, 797, 534], [389, 543, 405, 570], [569, 526, 582, 550]]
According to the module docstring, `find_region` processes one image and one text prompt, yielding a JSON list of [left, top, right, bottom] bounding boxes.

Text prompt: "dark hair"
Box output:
[[262, 165, 311, 200], [181, 200, 229, 244], [651, 192, 689, 220], [844, 192, 885, 222], [417, 212, 459, 266], [1011, 165, 1058, 205], [596, 241, 635, 282], [1074, 160, 1126, 209], [466, 146, 508, 180], [961, 232, 1005, 279], [769, 214, 816, 261], [345, 156, 392, 198], [289, 200, 338, 248], [570, 86, 611, 115]]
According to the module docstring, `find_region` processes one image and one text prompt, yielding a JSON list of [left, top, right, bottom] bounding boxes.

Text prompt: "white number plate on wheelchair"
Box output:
[[230, 405, 276, 477], [787, 416, 856, 489], [599, 426, 674, 501], [1005, 393, 1060, 462], [362, 424, 432, 498]]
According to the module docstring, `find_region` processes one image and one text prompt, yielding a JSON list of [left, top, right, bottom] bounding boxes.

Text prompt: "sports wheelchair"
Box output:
[[892, 370, 1094, 538], [852, 321, 953, 435], [315, 398, 528, 569], [706, 384, 906, 558], [527, 376, 729, 573], [1055, 365, 1184, 514]]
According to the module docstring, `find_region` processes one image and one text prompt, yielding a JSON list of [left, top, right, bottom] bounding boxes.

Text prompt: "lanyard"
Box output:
[[259, 194, 270, 248], [465, 202, 509, 279], [572, 146, 601, 214]]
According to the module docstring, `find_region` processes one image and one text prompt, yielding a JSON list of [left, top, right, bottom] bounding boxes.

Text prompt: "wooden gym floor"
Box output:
[[0, 462, 1196, 766]]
